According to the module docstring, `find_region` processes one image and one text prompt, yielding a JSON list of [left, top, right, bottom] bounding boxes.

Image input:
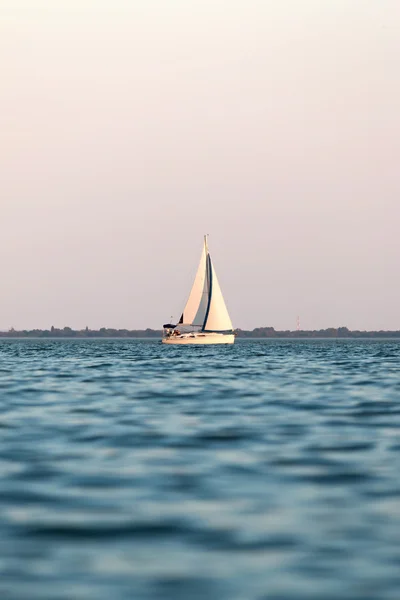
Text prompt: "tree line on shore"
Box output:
[[1, 326, 399, 338]]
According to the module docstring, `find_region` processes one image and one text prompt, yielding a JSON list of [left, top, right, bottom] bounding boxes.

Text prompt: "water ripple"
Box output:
[[0, 339, 399, 599]]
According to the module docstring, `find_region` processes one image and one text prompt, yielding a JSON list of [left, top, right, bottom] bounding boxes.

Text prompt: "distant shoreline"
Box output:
[[1, 327, 400, 339]]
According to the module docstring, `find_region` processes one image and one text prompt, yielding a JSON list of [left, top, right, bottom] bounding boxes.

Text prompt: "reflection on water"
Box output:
[[0, 339, 399, 599]]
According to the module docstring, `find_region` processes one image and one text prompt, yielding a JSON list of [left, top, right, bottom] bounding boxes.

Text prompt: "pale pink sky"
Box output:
[[1, 0, 399, 330]]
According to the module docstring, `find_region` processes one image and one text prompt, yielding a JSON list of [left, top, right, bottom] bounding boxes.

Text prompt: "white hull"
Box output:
[[162, 333, 235, 345]]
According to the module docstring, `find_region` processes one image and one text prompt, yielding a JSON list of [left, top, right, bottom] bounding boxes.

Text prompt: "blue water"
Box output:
[[0, 339, 399, 600]]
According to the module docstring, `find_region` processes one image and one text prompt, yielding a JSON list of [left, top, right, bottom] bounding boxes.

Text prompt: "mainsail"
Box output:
[[202, 258, 233, 332], [179, 237, 233, 332]]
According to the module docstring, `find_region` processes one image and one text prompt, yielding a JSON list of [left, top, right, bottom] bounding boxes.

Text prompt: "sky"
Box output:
[[1, 0, 399, 331]]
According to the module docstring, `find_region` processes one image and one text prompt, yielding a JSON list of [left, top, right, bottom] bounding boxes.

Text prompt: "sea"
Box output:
[[0, 339, 399, 600]]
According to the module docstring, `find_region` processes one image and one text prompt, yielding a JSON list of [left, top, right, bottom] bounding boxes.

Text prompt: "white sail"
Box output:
[[202, 259, 233, 332], [179, 240, 209, 326], [163, 236, 235, 344]]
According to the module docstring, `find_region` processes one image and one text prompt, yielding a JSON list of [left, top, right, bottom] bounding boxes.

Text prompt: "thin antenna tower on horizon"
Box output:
[[296, 316, 300, 331]]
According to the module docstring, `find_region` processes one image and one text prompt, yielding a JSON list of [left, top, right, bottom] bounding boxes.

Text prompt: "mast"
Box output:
[[201, 250, 213, 331]]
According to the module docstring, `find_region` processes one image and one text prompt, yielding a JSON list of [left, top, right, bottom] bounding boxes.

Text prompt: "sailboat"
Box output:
[[162, 236, 235, 345]]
